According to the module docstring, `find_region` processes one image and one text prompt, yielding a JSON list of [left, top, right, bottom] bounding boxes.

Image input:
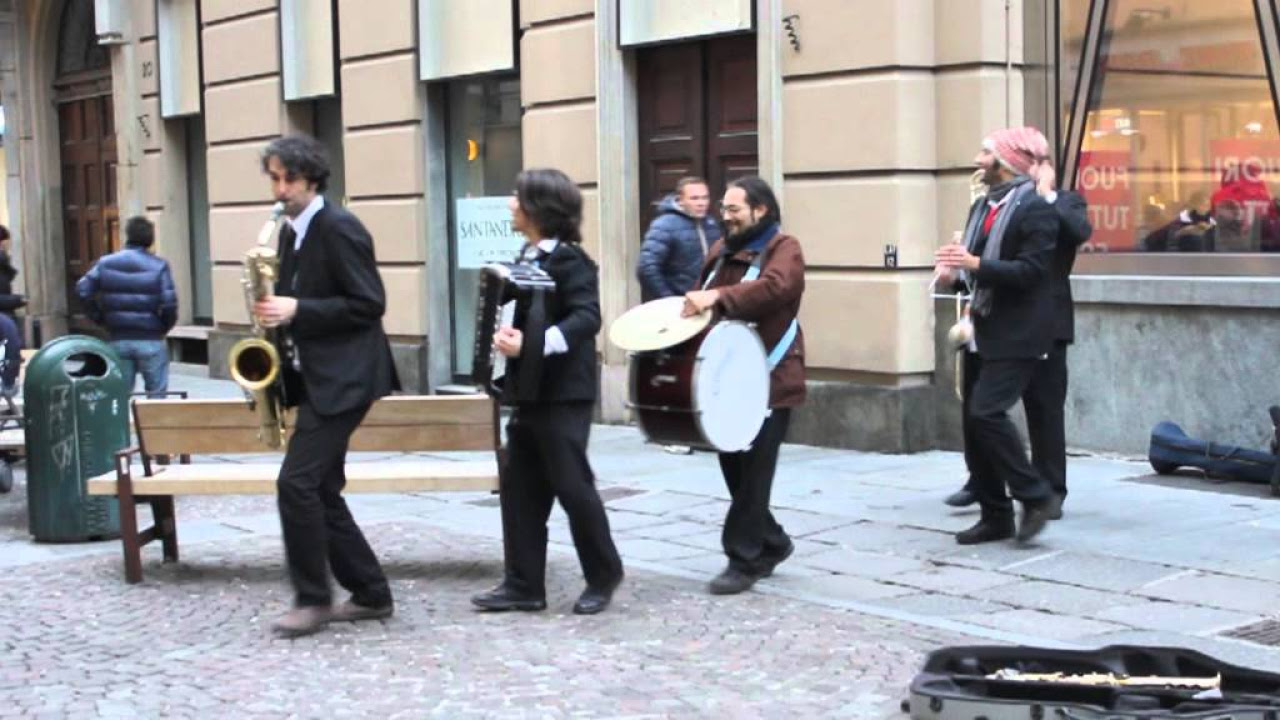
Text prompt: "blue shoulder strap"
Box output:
[[742, 264, 799, 371]]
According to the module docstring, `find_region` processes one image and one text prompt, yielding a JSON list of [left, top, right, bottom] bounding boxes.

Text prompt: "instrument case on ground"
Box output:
[[905, 645, 1280, 719], [1148, 420, 1276, 486]]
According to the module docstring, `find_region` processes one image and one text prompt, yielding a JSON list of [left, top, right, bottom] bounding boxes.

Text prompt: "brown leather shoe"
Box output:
[[331, 598, 394, 623], [270, 606, 332, 638]]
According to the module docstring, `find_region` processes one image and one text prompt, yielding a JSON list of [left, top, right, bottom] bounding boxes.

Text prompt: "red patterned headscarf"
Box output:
[[983, 127, 1050, 176]]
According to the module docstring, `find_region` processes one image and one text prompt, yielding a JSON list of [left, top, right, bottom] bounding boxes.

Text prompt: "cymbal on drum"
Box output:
[[608, 296, 712, 352]]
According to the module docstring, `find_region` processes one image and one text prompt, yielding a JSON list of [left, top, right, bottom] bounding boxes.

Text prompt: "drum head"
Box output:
[[609, 297, 713, 352], [692, 321, 769, 452]]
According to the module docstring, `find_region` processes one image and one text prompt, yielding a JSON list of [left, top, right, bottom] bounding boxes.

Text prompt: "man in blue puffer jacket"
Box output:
[[637, 177, 722, 301], [76, 216, 178, 396]]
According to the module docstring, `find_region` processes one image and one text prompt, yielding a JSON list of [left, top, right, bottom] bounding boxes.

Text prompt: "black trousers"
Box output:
[[962, 344, 1069, 499], [718, 408, 792, 574], [1023, 342, 1069, 498], [967, 358, 1052, 520], [277, 401, 391, 609], [499, 402, 622, 597]]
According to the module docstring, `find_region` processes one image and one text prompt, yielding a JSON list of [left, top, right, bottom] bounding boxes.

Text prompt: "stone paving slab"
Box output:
[[1141, 572, 1280, 615], [1007, 551, 1183, 593], [0, 520, 966, 718], [955, 608, 1130, 641], [971, 580, 1136, 615], [868, 593, 1017, 619], [1088, 600, 1262, 634], [798, 548, 932, 578], [887, 565, 1022, 595]]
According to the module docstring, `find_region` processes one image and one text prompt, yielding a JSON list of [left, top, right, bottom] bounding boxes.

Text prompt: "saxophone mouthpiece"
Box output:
[[269, 201, 285, 219]]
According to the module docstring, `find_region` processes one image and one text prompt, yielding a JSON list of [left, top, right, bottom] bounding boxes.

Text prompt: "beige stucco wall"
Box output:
[[778, 0, 1025, 380], [86, 0, 1029, 414], [337, 0, 426, 338]]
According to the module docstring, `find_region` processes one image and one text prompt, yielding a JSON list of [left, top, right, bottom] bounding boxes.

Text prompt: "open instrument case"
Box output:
[[905, 645, 1280, 719]]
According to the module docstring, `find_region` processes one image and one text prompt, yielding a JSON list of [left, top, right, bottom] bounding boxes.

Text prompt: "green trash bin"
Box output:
[[23, 335, 130, 542]]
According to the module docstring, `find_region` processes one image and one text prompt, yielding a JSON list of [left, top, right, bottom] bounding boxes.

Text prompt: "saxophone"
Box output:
[[228, 202, 286, 448]]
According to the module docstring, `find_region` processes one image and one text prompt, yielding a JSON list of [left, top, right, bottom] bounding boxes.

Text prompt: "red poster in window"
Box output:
[[1076, 151, 1133, 251], [1208, 139, 1280, 227]]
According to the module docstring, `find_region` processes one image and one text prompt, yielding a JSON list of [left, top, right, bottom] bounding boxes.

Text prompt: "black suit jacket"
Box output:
[[275, 201, 398, 415], [961, 193, 1059, 361], [1046, 190, 1092, 343], [507, 242, 600, 405]]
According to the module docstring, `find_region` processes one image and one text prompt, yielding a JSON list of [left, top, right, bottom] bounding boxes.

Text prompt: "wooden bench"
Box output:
[[86, 394, 501, 583]]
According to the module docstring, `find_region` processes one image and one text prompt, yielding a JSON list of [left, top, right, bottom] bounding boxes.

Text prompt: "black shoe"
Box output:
[[760, 541, 795, 578], [1046, 493, 1065, 521], [471, 584, 547, 612], [944, 488, 978, 508], [572, 576, 622, 615], [1016, 502, 1051, 544], [709, 566, 760, 595], [955, 518, 1015, 545]]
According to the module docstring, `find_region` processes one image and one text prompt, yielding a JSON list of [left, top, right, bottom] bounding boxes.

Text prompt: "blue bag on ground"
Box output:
[[1148, 420, 1275, 485]]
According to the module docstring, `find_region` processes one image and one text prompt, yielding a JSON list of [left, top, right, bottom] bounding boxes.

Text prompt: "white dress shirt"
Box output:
[[289, 195, 325, 250]]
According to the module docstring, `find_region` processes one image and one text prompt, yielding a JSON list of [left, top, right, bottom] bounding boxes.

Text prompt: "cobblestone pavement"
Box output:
[[0, 512, 966, 719], [8, 370, 1280, 716]]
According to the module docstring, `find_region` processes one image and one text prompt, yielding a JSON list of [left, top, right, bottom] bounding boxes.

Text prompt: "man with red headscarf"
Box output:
[[935, 127, 1060, 545], [944, 132, 1093, 520]]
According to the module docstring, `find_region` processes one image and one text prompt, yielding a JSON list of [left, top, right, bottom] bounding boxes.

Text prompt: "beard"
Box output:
[[980, 164, 1003, 187], [725, 219, 757, 242]]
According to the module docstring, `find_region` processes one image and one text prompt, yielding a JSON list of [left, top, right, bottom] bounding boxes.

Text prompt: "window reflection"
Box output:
[[1074, 0, 1280, 253], [447, 77, 523, 379]]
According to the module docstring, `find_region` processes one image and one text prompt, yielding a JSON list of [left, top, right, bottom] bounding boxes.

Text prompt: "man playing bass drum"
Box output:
[[682, 176, 806, 596]]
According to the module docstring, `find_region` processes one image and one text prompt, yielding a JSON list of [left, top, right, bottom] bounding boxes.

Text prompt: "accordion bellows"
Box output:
[[473, 261, 556, 403]]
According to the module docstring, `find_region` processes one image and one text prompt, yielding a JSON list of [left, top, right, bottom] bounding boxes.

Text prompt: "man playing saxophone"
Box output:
[[253, 134, 400, 638]]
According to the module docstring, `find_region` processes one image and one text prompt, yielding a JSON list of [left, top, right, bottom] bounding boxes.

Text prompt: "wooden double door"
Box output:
[[637, 34, 758, 231], [56, 74, 118, 317]]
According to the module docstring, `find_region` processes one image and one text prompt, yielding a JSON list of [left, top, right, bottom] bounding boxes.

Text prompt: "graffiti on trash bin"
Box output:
[[79, 388, 108, 415], [47, 386, 73, 471]]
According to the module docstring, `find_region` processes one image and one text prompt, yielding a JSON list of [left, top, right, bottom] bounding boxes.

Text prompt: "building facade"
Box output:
[[1, 0, 1278, 457]]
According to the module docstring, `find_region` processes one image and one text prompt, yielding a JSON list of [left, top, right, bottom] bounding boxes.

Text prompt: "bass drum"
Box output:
[[630, 320, 770, 453]]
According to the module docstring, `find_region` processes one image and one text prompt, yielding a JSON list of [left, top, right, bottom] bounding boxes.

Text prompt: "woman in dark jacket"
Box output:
[[471, 168, 624, 616]]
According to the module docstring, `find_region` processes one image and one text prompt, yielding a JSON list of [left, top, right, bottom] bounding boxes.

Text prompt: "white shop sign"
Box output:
[[456, 196, 523, 269]]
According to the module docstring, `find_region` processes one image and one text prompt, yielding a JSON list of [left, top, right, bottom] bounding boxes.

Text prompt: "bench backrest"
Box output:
[[132, 395, 496, 456]]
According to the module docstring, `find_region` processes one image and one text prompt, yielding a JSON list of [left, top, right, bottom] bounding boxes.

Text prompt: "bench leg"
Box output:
[[116, 457, 144, 584], [149, 496, 179, 563], [119, 490, 143, 584]]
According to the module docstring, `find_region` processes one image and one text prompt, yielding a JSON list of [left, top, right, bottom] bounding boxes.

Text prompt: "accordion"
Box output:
[[473, 261, 556, 402]]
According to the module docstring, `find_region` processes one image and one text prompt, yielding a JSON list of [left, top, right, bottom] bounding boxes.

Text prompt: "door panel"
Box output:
[[706, 34, 758, 198], [637, 34, 758, 239], [57, 82, 118, 316], [638, 42, 705, 230]]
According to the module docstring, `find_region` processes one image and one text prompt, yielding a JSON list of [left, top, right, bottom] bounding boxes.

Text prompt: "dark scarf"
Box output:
[[724, 220, 780, 256]]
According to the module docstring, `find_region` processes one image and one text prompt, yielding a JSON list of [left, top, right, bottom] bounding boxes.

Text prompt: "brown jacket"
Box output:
[[698, 229, 806, 408]]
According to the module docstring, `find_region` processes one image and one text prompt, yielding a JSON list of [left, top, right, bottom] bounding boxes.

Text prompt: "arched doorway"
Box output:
[[54, 0, 116, 323]]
